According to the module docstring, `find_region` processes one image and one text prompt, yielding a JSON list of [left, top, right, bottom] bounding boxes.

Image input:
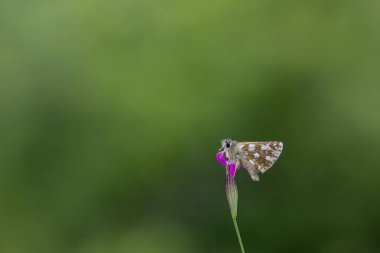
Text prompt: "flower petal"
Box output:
[[229, 163, 237, 177], [216, 152, 227, 166]]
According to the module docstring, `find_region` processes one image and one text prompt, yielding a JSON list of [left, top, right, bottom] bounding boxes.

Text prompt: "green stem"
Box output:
[[232, 217, 246, 253]]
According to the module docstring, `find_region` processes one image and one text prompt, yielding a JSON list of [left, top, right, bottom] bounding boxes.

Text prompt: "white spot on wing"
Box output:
[[248, 144, 255, 151], [254, 153, 260, 158], [261, 145, 271, 151]]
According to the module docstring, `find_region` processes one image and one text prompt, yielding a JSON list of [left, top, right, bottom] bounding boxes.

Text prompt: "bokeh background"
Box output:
[[1, 1, 380, 253]]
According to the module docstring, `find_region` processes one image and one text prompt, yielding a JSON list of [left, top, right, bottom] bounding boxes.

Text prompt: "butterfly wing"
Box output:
[[239, 158, 260, 181], [234, 141, 283, 179]]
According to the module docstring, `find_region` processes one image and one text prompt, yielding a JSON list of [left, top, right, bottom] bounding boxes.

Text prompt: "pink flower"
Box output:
[[216, 151, 238, 217], [215, 151, 244, 252], [216, 152, 237, 177], [216, 152, 227, 166]]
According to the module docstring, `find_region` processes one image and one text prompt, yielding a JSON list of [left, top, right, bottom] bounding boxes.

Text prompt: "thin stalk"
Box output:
[[232, 217, 246, 253]]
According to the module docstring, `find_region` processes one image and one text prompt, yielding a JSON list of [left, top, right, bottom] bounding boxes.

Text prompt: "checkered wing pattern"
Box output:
[[235, 141, 283, 174]]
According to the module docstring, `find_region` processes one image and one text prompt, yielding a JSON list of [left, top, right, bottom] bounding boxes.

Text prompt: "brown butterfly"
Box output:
[[218, 139, 283, 181]]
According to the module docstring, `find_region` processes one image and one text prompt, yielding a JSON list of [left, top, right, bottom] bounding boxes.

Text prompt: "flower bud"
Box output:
[[225, 172, 238, 218]]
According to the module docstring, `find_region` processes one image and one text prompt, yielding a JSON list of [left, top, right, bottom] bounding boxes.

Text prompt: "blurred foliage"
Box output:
[[1, 0, 380, 252]]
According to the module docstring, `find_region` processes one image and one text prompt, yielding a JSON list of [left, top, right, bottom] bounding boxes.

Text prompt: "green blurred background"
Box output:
[[1, 0, 380, 253]]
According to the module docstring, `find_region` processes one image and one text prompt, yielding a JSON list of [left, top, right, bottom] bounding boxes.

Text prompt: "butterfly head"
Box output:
[[221, 139, 231, 149], [218, 139, 238, 176], [220, 138, 236, 151]]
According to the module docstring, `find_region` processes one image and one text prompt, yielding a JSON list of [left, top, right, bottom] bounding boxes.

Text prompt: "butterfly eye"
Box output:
[[226, 142, 230, 148]]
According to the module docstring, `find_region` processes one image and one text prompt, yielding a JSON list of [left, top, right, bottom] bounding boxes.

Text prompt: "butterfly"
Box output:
[[216, 139, 283, 181]]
